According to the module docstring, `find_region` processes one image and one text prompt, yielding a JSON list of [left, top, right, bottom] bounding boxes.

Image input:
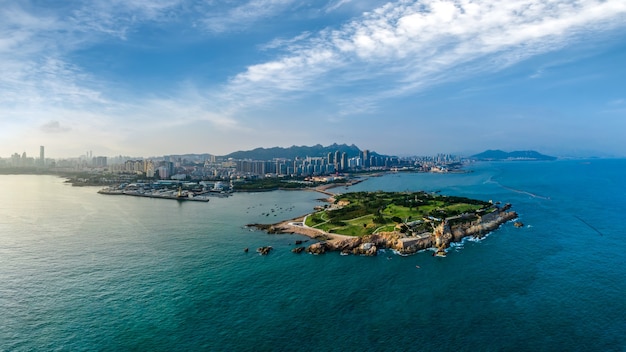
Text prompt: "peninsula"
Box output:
[[251, 190, 517, 256]]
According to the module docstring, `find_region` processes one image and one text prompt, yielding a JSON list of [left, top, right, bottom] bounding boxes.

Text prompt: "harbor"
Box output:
[[97, 182, 232, 202], [98, 188, 210, 202]]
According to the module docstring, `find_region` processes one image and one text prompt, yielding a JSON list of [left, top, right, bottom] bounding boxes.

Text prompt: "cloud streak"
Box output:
[[200, 0, 297, 33], [225, 0, 626, 114]]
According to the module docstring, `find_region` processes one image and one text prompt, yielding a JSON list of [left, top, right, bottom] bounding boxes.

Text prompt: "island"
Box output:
[[250, 191, 517, 257], [472, 149, 556, 161]]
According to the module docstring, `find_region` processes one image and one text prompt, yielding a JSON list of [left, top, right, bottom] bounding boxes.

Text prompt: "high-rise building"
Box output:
[[362, 149, 369, 168], [40, 146, 45, 166], [94, 156, 108, 167]]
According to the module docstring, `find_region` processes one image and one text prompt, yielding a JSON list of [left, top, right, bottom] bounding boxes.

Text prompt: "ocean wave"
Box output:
[[465, 231, 492, 243], [391, 249, 410, 257], [490, 179, 551, 200]]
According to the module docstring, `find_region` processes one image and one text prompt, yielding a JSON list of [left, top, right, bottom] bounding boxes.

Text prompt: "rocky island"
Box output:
[[250, 191, 517, 257]]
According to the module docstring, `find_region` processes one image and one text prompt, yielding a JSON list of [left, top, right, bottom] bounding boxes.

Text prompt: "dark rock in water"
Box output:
[[514, 221, 524, 228], [244, 247, 249, 252], [256, 246, 273, 255], [295, 240, 303, 245], [291, 246, 305, 254], [247, 223, 272, 231]]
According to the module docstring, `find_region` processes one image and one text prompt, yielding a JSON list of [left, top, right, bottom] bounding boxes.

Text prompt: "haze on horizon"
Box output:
[[1, 0, 625, 159]]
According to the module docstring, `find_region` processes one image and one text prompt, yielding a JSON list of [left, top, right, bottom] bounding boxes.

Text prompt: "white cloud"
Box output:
[[68, 0, 184, 39], [325, 0, 354, 13], [200, 0, 296, 33], [259, 31, 312, 51], [225, 0, 626, 114], [0, 1, 185, 112], [41, 120, 71, 133], [0, 1, 187, 129]]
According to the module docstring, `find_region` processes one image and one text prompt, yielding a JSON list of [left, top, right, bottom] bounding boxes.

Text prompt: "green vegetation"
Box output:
[[306, 191, 490, 237], [233, 176, 352, 191], [233, 178, 312, 191]]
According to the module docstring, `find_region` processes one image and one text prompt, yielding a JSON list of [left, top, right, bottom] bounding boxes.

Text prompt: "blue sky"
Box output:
[[1, 0, 625, 158]]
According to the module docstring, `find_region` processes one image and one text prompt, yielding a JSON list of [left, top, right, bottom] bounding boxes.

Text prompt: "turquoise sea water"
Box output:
[[1, 160, 625, 351]]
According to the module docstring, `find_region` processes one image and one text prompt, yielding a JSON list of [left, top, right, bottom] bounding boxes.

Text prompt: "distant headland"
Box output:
[[471, 149, 556, 161]]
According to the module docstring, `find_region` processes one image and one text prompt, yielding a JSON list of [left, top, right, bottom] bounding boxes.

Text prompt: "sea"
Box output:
[[1, 159, 624, 351]]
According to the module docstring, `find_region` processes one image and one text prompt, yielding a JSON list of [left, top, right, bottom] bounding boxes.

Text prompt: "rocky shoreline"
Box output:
[[249, 205, 518, 257]]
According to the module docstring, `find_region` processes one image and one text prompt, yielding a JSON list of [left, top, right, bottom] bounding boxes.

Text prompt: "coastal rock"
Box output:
[[256, 246, 273, 255], [394, 235, 432, 254], [328, 237, 361, 252], [247, 223, 272, 231], [291, 246, 305, 254], [365, 245, 377, 256], [514, 221, 524, 228], [306, 242, 328, 255], [350, 242, 378, 256]]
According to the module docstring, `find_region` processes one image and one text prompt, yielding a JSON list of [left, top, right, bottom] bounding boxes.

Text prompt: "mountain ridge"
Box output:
[[222, 143, 384, 160]]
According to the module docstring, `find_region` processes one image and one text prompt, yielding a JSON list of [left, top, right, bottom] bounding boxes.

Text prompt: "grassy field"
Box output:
[[303, 191, 489, 237]]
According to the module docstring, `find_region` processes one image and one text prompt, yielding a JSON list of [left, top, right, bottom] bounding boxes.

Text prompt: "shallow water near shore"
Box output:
[[1, 159, 625, 351]]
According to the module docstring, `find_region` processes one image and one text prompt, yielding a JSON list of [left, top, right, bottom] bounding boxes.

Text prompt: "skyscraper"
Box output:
[[362, 149, 369, 168], [40, 146, 45, 166]]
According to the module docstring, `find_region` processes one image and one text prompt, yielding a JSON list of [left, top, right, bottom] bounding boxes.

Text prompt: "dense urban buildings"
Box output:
[[0, 145, 463, 181]]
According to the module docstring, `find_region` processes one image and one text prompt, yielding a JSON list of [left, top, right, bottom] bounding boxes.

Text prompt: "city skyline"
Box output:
[[1, 1, 626, 158]]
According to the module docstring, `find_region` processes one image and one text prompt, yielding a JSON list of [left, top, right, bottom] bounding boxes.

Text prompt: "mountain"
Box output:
[[223, 143, 372, 160], [471, 150, 557, 161]]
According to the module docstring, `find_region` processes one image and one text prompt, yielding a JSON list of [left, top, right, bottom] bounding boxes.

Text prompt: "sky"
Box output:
[[1, 0, 625, 159]]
